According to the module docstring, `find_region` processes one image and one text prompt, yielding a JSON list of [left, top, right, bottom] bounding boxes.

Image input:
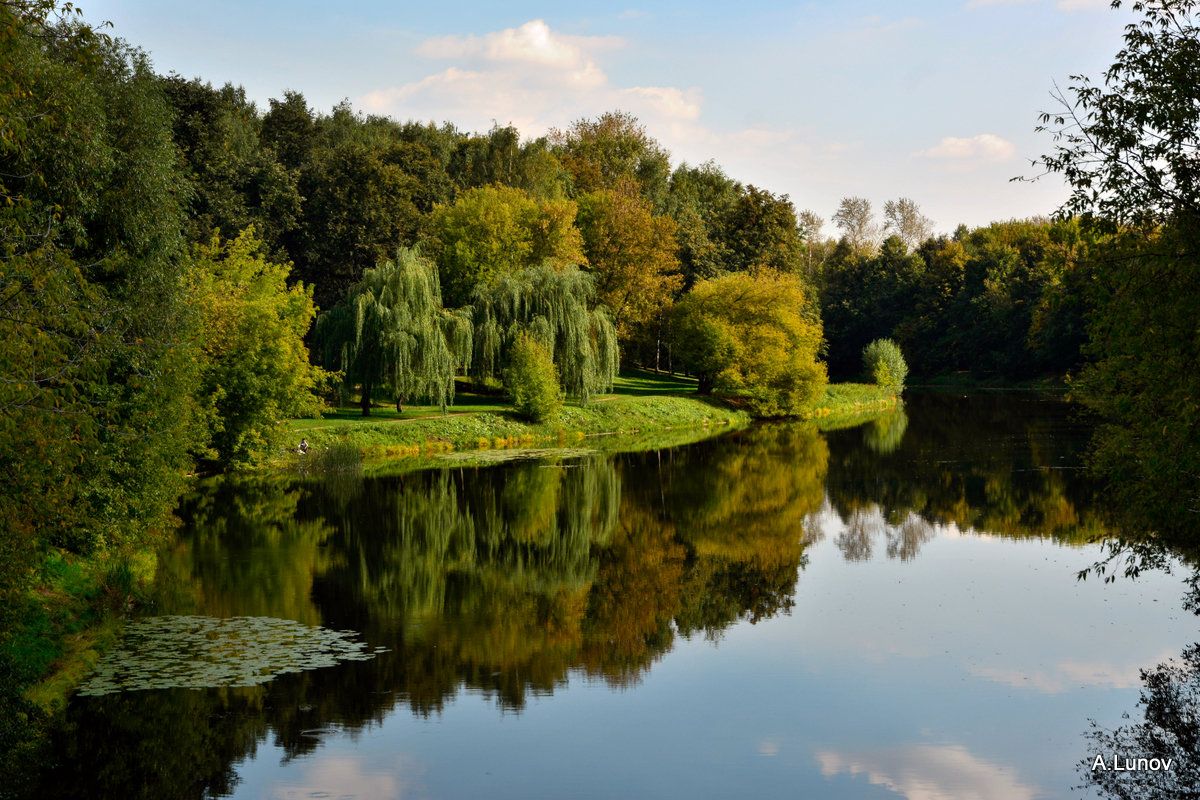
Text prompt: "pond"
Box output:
[[34, 393, 1199, 799]]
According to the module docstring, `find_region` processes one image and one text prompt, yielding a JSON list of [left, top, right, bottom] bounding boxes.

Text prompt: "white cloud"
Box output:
[[413, 20, 612, 89], [852, 15, 926, 35], [358, 19, 719, 143], [269, 754, 421, 800], [916, 134, 1016, 163], [355, 19, 839, 215], [968, 649, 1174, 693], [416, 20, 623, 67], [817, 744, 1041, 800], [619, 86, 703, 122]]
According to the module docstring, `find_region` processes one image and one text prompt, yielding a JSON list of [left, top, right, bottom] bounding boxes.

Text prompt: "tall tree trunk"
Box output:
[[360, 377, 373, 416], [396, 394, 404, 414]]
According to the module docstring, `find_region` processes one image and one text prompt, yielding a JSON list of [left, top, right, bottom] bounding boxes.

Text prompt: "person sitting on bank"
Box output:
[[298, 438, 309, 454]]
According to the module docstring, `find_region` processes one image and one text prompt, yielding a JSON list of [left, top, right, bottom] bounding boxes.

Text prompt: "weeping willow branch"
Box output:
[[470, 263, 618, 404], [315, 247, 471, 414]]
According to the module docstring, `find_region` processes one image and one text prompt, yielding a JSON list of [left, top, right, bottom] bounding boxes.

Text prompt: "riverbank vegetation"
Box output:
[[284, 371, 895, 460]]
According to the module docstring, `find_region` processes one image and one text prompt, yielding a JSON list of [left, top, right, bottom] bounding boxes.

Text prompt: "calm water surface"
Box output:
[[40, 393, 1198, 799]]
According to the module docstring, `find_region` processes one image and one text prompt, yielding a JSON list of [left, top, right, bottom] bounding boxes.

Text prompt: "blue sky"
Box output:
[[83, 0, 1135, 233]]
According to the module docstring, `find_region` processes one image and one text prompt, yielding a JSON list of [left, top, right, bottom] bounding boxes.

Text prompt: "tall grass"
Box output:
[[307, 441, 364, 474]]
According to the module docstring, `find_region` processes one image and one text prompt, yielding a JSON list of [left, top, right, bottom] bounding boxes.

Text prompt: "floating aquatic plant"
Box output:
[[77, 616, 385, 696]]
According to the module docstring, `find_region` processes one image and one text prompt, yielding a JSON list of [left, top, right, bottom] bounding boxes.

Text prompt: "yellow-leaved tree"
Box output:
[[673, 270, 827, 417]]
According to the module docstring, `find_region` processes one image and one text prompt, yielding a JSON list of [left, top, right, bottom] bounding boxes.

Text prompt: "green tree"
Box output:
[[426, 184, 586, 309], [315, 247, 472, 416], [505, 332, 563, 422], [471, 264, 618, 404], [673, 271, 827, 416], [291, 104, 429, 311], [1034, 0, 1200, 226], [862, 338, 908, 393], [665, 161, 741, 287], [449, 124, 571, 200], [260, 89, 316, 172], [1031, 0, 1200, 533], [190, 229, 329, 465], [0, 13, 200, 562], [159, 76, 301, 256], [722, 185, 809, 276], [820, 234, 924, 377], [550, 111, 672, 210]]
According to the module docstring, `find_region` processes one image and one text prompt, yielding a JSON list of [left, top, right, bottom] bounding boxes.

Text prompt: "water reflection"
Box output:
[[32, 393, 1200, 799], [818, 744, 1042, 800], [817, 393, 1107, 556], [1079, 576, 1200, 799]]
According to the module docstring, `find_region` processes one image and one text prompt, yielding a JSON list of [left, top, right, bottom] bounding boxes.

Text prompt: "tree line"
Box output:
[[5, 0, 1199, 752]]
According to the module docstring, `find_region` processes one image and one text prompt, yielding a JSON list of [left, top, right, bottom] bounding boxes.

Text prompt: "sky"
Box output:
[[81, 0, 1136, 234]]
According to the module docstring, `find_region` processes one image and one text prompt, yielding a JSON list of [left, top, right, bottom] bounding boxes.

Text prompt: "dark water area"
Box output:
[[32, 393, 1200, 799]]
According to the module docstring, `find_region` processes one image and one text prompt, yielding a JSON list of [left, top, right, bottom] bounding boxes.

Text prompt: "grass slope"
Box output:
[[286, 372, 900, 460]]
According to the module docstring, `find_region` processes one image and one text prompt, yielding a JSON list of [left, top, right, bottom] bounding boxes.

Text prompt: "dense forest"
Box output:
[[3, 0, 1199, 780]]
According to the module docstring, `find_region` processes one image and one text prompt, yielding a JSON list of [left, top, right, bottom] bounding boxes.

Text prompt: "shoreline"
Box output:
[[289, 383, 901, 462], [16, 384, 902, 732]]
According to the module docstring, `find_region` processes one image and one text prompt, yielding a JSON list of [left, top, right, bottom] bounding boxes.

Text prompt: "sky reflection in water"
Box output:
[[229, 531, 1190, 800]]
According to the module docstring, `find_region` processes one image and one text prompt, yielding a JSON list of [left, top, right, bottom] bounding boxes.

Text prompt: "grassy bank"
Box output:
[[292, 393, 751, 458], [806, 383, 901, 431], [286, 372, 903, 461], [6, 551, 156, 716]]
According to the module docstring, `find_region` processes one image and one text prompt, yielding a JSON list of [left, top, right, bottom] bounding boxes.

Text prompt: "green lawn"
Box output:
[[283, 373, 898, 458], [608, 368, 699, 396], [288, 369, 702, 434]]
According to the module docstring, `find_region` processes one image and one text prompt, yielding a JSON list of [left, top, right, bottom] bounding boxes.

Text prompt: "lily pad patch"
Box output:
[[77, 615, 383, 696]]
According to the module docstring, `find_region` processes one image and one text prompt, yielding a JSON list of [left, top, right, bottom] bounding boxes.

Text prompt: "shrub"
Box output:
[[863, 338, 908, 393], [505, 332, 562, 422]]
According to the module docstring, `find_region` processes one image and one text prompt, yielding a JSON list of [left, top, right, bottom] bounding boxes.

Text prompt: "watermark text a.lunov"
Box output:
[[1091, 755, 1174, 772]]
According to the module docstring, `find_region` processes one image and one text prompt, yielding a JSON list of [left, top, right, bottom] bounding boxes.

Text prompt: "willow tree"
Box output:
[[315, 247, 471, 415], [471, 263, 618, 404]]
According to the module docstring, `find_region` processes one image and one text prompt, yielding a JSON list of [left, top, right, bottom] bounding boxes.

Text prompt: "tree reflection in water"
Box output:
[[39, 428, 830, 797], [38, 392, 1195, 800], [1079, 574, 1200, 800], [1056, 340, 1200, 800], [813, 392, 1108, 562]]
